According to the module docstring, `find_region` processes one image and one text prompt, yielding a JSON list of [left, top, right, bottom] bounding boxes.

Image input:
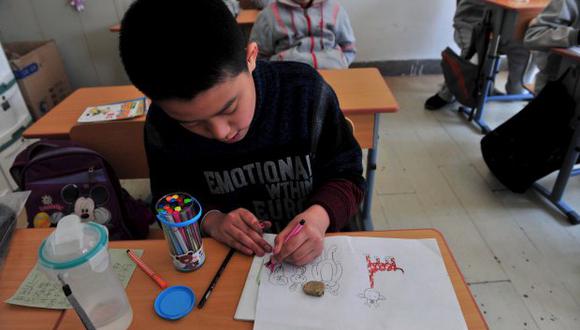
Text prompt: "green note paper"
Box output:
[[5, 249, 143, 309]]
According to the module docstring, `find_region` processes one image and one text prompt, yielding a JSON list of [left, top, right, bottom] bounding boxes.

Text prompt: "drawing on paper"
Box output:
[[358, 288, 386, 307], [269, 264, 289, 286], [311, 245, 343, 296], [359, 255, 404, 307], [289, 266, 307, 291], [366, 255, 404, 288], [266, 245, 343, 296]]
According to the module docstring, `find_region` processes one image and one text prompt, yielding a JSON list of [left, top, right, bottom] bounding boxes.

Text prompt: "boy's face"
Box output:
[[157, 44, 259, 144]]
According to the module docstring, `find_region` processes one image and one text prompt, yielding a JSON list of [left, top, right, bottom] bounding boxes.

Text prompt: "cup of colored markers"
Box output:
[[156, 193, 205, 272]]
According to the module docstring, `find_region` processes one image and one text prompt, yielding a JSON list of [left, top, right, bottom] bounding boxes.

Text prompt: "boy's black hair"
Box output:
[[119, 0, 247, 101]]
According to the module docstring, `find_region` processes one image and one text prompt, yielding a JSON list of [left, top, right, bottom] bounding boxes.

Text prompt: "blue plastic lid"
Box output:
[[154, 286, 196, 320]]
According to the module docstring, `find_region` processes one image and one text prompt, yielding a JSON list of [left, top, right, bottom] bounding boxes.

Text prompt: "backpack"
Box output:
[[481, 76, 579, 193], [441, 12, 493, 109], [10, 140, 154, 240]]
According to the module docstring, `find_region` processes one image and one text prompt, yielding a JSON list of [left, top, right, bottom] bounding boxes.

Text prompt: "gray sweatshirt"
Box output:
[[249, 0, 356, 69], [524, 0, 580, 91], [525, 0, 580, 49]]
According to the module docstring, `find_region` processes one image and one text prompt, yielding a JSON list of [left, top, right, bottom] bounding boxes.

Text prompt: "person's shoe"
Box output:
[[424, 93, 451, 110]]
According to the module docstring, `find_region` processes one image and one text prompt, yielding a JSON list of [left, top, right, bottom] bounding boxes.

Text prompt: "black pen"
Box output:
[[197, 248, 236, 309], [57, 274, 96, 330]]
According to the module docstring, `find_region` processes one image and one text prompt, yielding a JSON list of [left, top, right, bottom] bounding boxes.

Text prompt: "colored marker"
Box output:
[[198, 248, 235, 309], [265, 219, 306, 272], [127, 249, 168, 289]]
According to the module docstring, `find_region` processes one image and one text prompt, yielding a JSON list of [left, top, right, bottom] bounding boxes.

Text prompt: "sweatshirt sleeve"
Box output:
[[306, 80, 366, 231], [250, 7, 276, 59], [334, 5, 357, 65], [524, 0, 580, 50]]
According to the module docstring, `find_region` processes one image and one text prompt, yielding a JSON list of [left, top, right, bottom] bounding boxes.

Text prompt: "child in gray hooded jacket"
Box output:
[[524, 0, 580, 93], [425, 0, 531, 110], [249, 0, 356, 69]]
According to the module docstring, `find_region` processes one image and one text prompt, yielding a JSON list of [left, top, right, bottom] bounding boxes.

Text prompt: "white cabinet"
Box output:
[[0, 40, 33, 192]]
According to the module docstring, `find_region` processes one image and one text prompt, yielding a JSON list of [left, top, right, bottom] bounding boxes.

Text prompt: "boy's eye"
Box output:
[[182, 121, 200, 128], [225, 106, 237, 115]]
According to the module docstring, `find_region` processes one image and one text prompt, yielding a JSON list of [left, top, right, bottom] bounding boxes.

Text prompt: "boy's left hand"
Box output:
[[273, 204, 330, 266]]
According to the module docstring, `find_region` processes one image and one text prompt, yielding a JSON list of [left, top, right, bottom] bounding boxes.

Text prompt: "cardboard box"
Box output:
[[3, 40, 72, 120]]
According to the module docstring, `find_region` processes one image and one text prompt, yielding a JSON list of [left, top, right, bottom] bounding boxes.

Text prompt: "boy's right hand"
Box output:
[[202, 208, 272, 256]]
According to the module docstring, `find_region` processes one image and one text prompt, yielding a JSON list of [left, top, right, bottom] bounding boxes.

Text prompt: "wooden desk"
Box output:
[[109, 9, 260, 32], [23, 68, 398, 230], [552, 47, 580, 61], [0, 228, 487, 329], [23, 69, 396, 145], [485, 0, 549, 41], [466, 0, 548, 133], [236, 9, 260, 25], [0, 230, 65, 330]]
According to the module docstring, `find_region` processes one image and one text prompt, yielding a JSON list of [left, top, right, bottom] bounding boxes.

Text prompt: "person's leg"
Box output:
[[502, 41, 531, 94]]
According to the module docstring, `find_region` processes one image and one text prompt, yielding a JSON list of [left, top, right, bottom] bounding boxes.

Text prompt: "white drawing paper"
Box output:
[[252, 236, 468, 330]]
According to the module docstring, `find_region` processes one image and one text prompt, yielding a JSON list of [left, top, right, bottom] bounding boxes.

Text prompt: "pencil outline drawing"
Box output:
[[311, 245, 343, 296], [268, 263, 289, 286], [358, 288, 386, 307], [264, 244, 343, 296], [289, 266, 307, 291]]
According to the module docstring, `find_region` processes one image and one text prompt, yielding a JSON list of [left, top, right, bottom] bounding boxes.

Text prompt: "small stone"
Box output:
[[303, 281, 325, 297]]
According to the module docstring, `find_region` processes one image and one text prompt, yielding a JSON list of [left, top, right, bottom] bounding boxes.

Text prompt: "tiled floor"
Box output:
[[372, 74, 580, 330]]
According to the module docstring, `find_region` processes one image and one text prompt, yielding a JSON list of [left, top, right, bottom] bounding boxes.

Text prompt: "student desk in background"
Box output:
[[530, 47, 580, 224], [0, 228, 487, 329], [22, 68, 398, 231], [464, 0, 548, 133], [109, 9, 260, 32]]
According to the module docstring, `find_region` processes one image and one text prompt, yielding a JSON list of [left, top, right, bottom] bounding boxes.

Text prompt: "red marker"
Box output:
[[127, 249, 168, 289]]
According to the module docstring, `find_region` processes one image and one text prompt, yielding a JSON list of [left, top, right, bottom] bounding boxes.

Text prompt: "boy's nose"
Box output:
[[207, 119, 230, 141]]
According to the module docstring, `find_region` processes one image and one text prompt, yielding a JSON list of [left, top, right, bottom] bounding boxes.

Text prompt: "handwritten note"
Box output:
[[5, 249, 143, 309]]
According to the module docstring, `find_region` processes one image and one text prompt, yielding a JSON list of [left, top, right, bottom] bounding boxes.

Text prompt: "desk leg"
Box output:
[[472, 9, 504, 135], [532, 118, 580, 224], [361, 114, 379, 231], [466, 8, 534, 134]]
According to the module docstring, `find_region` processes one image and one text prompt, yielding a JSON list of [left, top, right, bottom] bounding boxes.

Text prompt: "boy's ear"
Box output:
[[246, 42, 259, 73]]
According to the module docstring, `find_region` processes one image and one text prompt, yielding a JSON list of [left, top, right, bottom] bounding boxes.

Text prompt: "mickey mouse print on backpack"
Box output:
[[11, 140, 154, 240]]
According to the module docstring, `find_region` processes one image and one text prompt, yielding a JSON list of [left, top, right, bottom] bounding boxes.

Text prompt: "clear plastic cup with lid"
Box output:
[[38, 214, 133, 330]]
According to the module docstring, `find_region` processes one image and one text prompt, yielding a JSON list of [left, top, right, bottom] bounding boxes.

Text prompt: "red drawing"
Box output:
[[366, 255, 404, 288]]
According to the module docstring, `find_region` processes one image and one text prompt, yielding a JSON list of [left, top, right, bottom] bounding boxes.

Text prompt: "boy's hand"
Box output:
[[273, 204, 330, 266], [202, 208, 272, 256]]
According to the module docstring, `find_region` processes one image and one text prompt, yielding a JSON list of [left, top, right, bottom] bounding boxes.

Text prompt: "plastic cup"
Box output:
[[155, 193, 205, 272], [38, 215, 133, 330]]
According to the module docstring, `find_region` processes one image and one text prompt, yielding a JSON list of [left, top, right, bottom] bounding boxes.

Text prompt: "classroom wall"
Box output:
[[0, 0, 456, 89]]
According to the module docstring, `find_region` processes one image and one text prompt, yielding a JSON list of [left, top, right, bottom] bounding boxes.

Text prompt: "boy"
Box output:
[[249, 0, 356, 69], [524, 0, 580, 93], [119, 0, 365, 266], [425, 0, 531, 110]]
